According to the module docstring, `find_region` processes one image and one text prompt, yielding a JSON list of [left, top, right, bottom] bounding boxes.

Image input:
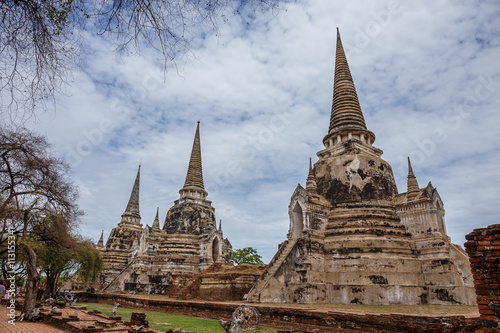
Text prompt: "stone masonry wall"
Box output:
[[465, 224, 500, 333]]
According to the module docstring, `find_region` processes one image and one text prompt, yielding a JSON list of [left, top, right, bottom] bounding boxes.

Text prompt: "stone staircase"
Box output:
[[247, 238, 298, 302], [102, 258, 137, 292]]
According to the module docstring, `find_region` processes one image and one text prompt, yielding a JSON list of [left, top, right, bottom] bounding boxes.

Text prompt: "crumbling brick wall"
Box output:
[[465, 224, 500, 333]]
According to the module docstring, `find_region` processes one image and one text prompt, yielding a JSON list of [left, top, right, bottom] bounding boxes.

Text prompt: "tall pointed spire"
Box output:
[[120, 165, 142, 225], [179, 122, 208, 200], [324, 28, 375, 147], [330, 27, 366, 132], [407, 157, 420, 200], [125, 165, 141, 216], [152, 207, 160, 229], [184, 121, 204, 189]]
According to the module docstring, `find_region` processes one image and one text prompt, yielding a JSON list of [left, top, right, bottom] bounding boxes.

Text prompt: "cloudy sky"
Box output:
[[25, 0, 500, 263]]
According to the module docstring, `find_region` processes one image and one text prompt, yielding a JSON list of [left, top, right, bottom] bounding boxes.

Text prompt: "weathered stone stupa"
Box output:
[[247, 29, 475, 305], [100, 165, 144, 286], [100, 122, 232, 294]]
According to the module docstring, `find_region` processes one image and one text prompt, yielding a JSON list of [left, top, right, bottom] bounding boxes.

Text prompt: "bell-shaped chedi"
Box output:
[[247, 29, 475, 306], [100, 165, 144, 286], [306, 29, 422, 305], [99, 126, 233, 293]]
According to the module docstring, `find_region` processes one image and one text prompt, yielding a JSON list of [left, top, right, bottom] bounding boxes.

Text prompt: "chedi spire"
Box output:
[[179, 122, 208, 200], [125, 165, 141, 217], [306, 157, 318, 196], [120, 165, 142, 225], [324, 28, 375, 147], [407, 157, 420, 200], [152, 207, 160, 229], [97, 230, 104, 247]]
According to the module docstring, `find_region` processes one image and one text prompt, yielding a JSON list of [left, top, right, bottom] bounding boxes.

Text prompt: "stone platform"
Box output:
[[78, 292, 481, 332]]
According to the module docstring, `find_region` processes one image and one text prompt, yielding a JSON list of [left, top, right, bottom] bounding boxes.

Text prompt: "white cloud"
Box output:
[[26, 0, 500, 263]]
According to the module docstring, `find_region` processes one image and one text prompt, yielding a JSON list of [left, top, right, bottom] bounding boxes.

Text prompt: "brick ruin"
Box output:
[[164, 263, 265, 301], [465, 224, 500, 332], [98, 122, 233, 294], [246, 28, 475, 305]]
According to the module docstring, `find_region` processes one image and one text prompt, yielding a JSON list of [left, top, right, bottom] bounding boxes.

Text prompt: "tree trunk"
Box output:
[[21, 246, 40, 321], [44, 270, 57, 299]]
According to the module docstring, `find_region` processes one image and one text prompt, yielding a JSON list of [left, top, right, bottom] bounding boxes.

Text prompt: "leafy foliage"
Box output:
[[232, 247, 264, 265], [76, 241, 103, 284]]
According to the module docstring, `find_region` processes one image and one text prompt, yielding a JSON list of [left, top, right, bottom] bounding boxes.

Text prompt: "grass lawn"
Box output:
[[77, 302, 277, 332]]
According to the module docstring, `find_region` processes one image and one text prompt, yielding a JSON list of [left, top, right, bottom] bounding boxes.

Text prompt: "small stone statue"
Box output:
[[44, 297, 54, 306], [51, 306, 62, 315], [218, 319, 233, 333], [112, 302, 120, 316]]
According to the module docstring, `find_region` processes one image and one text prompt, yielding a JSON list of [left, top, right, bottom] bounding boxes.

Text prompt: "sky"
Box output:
[[23, 0, 500, 263]]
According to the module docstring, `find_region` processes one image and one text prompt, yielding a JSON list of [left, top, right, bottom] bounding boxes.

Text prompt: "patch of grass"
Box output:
[[77, 302, 276, 332]]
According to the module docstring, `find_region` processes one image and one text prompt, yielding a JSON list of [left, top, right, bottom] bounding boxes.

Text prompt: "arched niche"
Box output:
[[291, 202, 304, 239], [212, 237, 220, 263]]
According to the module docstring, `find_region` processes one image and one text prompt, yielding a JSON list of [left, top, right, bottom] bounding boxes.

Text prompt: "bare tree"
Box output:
[[0, 127, 78, 217], [0, 0, 285, 122], [0, 0, 78, 123], [0, 126, 81, 320]]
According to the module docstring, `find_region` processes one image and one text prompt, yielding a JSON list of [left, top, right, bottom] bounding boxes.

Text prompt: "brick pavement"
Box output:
[[0, 304, 67, 332]]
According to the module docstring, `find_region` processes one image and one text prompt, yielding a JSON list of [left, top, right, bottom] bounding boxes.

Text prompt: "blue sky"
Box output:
[[25, 1, 500, 263]]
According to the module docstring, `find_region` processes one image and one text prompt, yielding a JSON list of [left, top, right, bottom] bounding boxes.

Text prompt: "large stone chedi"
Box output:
[[100, 122, 232, 294], [247, 29, 475, 305]]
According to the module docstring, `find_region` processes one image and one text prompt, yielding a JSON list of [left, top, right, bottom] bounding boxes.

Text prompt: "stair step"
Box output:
[[248, 239, 298, 300]]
